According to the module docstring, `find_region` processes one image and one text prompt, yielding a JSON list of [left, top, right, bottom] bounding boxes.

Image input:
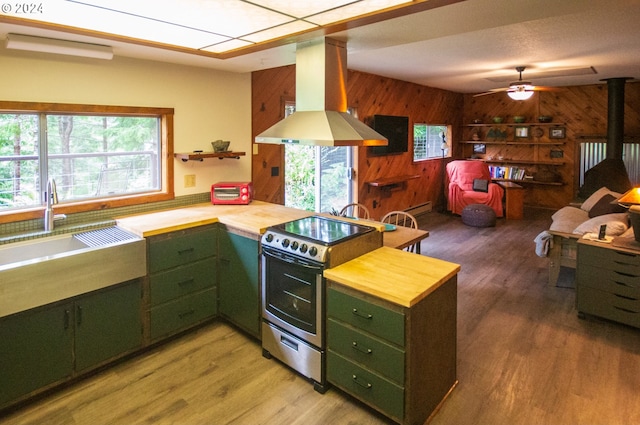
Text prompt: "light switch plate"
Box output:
[[184, 174, 196, 188]]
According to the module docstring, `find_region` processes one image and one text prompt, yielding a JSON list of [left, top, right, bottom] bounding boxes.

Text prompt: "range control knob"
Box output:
[[281, 238, 290, 248], [309, 246, 318, 257], [291, 241, 299, 250], [299, 243, 308, 253], [264, 233, 274, 243]]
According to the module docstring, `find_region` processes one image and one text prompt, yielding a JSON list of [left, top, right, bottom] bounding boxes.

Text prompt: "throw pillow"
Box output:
[[588, 193, 627, 217], [550, 206, 589, 233], [472, 178, 489, 192], [580, 187, 622, 212], [573, 212, 629, 236]]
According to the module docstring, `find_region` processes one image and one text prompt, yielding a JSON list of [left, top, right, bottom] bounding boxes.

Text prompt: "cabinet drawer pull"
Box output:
[[613, 261, 638, 269], [614, 271, 638, 278], [614, 293, 638, 301], [76, 305, 83, 325], [177, 247, 195, 255], [614, 251, 638, 259], [614, 280, 637, 288], [352, 308, 373, 320], [64, 309, 71, 329], [352, 374, 372, 389], [614, 306, 639, 314], [352, 341, 373, 354], [178, 309, 195, 319], [178, 277, 195, 287]]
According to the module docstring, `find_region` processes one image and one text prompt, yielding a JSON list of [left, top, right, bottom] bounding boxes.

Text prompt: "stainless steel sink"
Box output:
[[0, 227, 147, 318]]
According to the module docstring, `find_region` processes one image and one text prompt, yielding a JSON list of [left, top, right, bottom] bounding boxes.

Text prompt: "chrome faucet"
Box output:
[[44, 178, 59, 231]]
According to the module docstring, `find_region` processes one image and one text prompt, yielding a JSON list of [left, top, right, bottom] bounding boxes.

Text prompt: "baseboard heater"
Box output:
[[404, 201, 432, 217]]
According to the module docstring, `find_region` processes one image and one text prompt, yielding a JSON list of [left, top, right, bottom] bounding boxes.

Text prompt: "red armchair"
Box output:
[[446, 160, 504, 217]]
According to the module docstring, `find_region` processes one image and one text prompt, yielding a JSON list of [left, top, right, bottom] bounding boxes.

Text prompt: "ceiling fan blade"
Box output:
[[474, 85, 562, 97], [473, 87, 508, 97], [473, 92, 496, 97], [486, 66, 597, 83], [531, 86, 563, 92]]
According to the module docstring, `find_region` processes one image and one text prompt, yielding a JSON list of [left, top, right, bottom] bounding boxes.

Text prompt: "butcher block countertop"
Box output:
[[116, 200, 314, 237], [324, 247, 460, 308]]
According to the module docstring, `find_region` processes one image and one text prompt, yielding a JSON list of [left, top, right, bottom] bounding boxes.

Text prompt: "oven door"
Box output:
[[261, 246, 324, 348]]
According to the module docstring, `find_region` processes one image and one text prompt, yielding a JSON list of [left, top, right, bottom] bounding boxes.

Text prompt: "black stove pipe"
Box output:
[[605, 77, 630, 160]]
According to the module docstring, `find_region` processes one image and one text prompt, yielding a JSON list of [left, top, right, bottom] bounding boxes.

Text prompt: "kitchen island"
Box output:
[[324, 247, 460, 425]]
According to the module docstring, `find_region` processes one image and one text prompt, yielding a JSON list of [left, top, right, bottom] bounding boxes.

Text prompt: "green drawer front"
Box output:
[[578, 285, 640, 328], [150, 288, 217, 340], [327, 350, 404, 422], [577, 263, 640, 297], [579, 244, 640, 274], [150, 258, 216, 306], [327, 288, 404, 347], [149, 227, 217, 273], [327, 318, 405, 384]]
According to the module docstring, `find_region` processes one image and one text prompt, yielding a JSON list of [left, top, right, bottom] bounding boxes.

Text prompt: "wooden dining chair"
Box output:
[[381, 210, 419, 252], [339, 203, 371, 219]]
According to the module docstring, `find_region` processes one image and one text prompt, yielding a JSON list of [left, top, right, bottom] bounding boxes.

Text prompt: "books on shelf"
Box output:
[[489, 165, 526, 180]]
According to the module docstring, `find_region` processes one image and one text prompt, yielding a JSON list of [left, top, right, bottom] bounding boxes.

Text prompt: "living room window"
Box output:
[[0, 101, 174, 221], [413, 124, 451, 161]]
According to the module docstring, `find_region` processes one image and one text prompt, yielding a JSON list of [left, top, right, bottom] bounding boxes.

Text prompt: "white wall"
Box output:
[[0, 49, 252, 196]]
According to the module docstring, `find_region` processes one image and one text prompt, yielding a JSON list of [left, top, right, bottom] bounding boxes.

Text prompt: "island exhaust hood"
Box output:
[[255, 38, 388, 147]]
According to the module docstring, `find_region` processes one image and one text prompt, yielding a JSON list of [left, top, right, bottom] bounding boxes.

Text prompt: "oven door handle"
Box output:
[[262, 247, 323, 271]]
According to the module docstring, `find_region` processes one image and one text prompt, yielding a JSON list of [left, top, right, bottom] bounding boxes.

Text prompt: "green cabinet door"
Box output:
[[0, 302, 74, 408], [218, 231, 260, 337], [75, 280, 142, 372]]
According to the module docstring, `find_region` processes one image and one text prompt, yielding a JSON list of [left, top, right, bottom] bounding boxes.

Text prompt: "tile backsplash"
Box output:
[[0, 192, 210, 244]]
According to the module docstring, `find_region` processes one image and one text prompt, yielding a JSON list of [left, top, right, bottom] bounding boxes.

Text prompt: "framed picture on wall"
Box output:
[[549, 127, 566, 139], [473, 143, 486, 154], [515, 126, 529, 138]]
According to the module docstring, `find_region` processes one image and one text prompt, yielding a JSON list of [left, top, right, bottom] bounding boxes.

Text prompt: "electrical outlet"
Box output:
[[184, 174, 196, 188]]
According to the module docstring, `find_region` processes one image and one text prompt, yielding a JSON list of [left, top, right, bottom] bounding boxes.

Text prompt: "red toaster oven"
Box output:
[[211, 181, 253, 205]]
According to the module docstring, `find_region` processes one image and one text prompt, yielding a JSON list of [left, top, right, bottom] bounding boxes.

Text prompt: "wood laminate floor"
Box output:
[[3, 208, 640, 425]]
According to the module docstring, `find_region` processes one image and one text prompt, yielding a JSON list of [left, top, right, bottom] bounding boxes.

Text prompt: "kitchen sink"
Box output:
[[0, 233, 90, 267], [0, 227, 147, 318]]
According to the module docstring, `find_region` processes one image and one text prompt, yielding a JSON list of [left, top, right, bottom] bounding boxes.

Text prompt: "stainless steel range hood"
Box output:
[[255, 38, 388, 147]]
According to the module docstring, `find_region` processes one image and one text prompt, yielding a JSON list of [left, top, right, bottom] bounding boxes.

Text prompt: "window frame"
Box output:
[[0, 101, 174, 224], [413, 123, 451, 162]]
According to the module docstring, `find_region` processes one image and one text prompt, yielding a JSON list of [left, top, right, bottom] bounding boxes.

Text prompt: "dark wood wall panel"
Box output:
[[462, 82, 640, 209], [349, 71, 463, 219], [251, 66, 295, 205], [251, 66, 462, 219], [253, 65, 639, 213]]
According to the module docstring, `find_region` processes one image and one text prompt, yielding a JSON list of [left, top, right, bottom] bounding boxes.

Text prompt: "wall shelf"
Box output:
[[366, 174, 420, 192], [484, 159, 565, 166], [492, 178, 564, 186], [461, 141, 565, 146], [367, 174, 420, 187], [174, 151, 246, 162], [465, 122, 564, 127]]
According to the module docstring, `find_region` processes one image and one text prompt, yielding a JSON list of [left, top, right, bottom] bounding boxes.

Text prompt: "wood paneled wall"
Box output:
[[251, 66, 295, 205], [462, 82, 640, 209], [252, 66, 639, 213], [251, 65, 463, 219]]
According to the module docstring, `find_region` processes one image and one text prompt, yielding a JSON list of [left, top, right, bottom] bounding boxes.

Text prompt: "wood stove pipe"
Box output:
[[605, 77, 630, 160]]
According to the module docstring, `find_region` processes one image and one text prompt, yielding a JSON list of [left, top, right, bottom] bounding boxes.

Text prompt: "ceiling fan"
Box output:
[[474, 66, 561, 99]]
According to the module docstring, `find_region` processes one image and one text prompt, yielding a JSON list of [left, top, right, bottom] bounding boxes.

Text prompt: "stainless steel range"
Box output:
[[261, 215, 382, 392]]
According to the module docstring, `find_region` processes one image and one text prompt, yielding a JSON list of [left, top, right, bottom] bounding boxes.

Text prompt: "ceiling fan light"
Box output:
[[507, 88, 534, 100]]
